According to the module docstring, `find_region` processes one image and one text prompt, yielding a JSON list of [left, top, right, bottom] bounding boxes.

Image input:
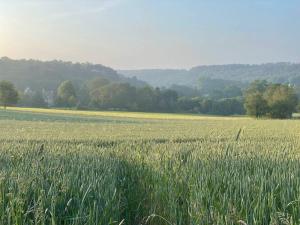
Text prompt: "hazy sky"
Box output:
[[0, 0, 299, 69]]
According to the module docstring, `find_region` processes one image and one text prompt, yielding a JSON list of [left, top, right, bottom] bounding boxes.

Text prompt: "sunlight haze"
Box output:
[[0, 0, 299, 69]]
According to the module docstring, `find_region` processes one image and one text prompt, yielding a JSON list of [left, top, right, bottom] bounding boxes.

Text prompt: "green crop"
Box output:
[[0, 108, 300, 225]]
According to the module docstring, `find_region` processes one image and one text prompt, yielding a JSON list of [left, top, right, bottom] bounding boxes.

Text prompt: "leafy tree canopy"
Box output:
[[55, 80, 78, 107], [0, 80, 19, 108], [244, 81, 298, 118]]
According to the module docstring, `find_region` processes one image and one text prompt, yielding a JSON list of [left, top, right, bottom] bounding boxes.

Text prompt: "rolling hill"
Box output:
[[120, 63, 300, 87], [0, 57, 146, 91]]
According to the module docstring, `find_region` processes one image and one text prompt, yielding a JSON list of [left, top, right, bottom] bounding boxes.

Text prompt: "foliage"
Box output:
[[169, 84, 200, 97], [0, 80, 19, 108], [55, 80, 78, 107], [0, 57, 146, 91], [244, 81, 298, 118], [244, 92, 268, 117], [18, 91, 48, 108], [3, 56, 299, 117], [198, 77, 244, 99], [52, 78, 244, 115], [121, 63, 300, 87], [177, 96, 245, 115], [264, 84, 298, 118], [84, 80, 180, 112]]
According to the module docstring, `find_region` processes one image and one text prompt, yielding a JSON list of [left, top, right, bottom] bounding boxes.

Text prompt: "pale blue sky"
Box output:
[[0, 0, 299, 69]]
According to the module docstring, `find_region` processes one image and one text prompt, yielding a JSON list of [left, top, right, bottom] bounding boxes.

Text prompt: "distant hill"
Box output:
[[119, 69, 190, 88], [3, 57, 300, 91], [119, 63, 300, 87], [0, 57, 146, 91]]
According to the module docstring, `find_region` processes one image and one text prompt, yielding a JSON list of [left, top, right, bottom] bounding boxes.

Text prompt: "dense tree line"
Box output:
[[47, 78, 245, 115], [54, 78, 179, 112], [177, 97, 244, 115], [0, 57, 298, 118], [42, 79, 300, 117], [0, 78, 299, 118]]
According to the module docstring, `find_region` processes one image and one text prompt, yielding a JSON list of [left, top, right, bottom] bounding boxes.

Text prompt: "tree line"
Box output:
[[0, 78, 299, 119], [22, 78, 246, 115]]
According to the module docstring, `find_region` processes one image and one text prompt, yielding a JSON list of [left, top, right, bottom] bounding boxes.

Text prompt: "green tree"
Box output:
[[244, 92, 268, 117], [201, 99, 213, 114], [177, 97, 202, 113], [210, 98, 245, 115], [87, 78, 112, 109], [87, 77, 110, 92], [244, 81, 298, 118], [76, 84, 91, 109], [246, 80, 268, 94], [223, 85, 243, 98], [19, 91, 47, 108], [0, 81, 19, 108], [244, 80, 269, 117], [264, 84, 298, 118], [55, 80, 77, 107], [89, 82, 137, 110], [136, 86, 155, 111], [157, 89, 178, 112], [31, 92, 48, 108], [106, 83, 137, 110]]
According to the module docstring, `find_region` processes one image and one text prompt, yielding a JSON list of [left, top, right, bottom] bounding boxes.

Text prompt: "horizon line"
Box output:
[[1, 56, 300, 71]]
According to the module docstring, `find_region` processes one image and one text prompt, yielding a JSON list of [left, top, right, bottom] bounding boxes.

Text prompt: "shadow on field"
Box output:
[[3, 140, 299, 225], [115, 151, 192, 225], [0, 110, 140, 124]]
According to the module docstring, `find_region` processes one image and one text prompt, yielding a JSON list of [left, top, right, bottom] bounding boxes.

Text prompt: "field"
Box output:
[[1, 107, 300, 225]]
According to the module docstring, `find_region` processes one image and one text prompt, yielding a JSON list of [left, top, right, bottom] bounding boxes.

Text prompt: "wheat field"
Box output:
[[1, 108, 300, 225]]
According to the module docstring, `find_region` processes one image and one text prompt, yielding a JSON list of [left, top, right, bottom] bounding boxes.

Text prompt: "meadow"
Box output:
[[1, 107, 300, 225]]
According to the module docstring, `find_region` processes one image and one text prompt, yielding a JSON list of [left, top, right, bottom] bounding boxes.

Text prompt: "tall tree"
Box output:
[[30, 92, 48, 108], [157, 89, 178, 112], [0, 81, 19, 108], [55, 80, 77, 107], [136, 86, 155, 111], [244, 92, 268, 117], [106, 83, 137, 109], [19, 91, 47, 108], [264, 84, 298, 118], [244, 81, 298, 118]]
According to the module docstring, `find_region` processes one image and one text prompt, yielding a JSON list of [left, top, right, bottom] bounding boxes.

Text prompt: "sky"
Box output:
[[0, 0, 299, 69]]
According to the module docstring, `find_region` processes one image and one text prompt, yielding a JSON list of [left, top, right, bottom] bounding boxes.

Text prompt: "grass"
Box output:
[[6, 107, 248, 121], [1, 107, 300, 224]]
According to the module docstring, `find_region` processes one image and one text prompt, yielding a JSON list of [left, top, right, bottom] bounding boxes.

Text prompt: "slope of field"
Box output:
[[1, 108, 300, 224], [6, 107, 247, 121]]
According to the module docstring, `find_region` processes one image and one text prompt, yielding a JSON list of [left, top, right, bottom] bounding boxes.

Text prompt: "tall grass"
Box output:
[[0, 109, 300, 224]]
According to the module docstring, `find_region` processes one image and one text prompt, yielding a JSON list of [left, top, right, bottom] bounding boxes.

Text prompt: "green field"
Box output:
[[1, 107, 300, 225]]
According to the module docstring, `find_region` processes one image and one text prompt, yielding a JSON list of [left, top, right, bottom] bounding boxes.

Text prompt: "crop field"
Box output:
[[1, 107, 300, 225]]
